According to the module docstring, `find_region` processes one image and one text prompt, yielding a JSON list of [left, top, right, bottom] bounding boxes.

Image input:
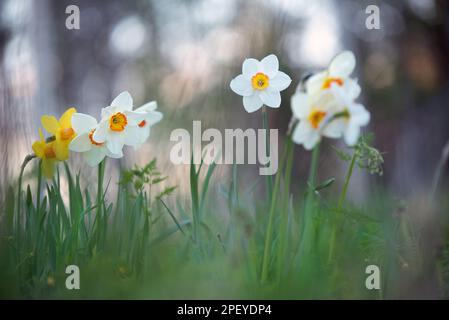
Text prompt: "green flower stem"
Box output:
[[432, 140, 449, 199], [276, 135, 294, 282], [36, 160, 43, 216], [328, 150, 357, 264], [96, 159, 106, 248], [16, 154, 36, 256], [262, 107, 273, 201], [260, 138, 288, 283], [297, 143, 320, 263]]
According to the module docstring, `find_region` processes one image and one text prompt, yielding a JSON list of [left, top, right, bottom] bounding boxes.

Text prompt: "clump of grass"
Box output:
[[0, 136, 437, 299]]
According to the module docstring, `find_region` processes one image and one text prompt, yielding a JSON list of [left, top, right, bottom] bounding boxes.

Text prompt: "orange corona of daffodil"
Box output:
[[32, 129, 58, 178], [41, 107, 76, 160]]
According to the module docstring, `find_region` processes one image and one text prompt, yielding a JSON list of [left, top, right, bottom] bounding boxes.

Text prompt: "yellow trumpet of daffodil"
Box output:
[[41, 107, 77, 160], [31, 128, 58, 178]]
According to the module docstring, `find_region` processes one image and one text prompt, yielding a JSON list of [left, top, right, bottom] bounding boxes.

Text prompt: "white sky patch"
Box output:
[[285, 2, 340, 68], [205, 28, 243, 64], [109, 15, 147, 58], [171, 43, 213, 79], [192, 0, 236, 26], [4, 35, 37, 99], [1, 0, 32, 29], [267, 0, 321, 19]]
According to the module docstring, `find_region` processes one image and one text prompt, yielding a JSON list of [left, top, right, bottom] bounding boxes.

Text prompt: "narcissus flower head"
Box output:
[[305, 51, 361, 100], [290, 50, 370, 150], [69, 113, 123, 166], [291, 86, 370, 150], [291, 90, 343, 150], [230, 54, 292, 113], [93, 91, 146, 155], [132, 101, 163, 149], [32, 128, 58, 178], [330, 86, 370, 146], [41, 107, 77, 160]]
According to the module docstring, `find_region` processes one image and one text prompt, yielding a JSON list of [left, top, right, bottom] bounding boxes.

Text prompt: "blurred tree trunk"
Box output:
[[0, 0, 57, 197]]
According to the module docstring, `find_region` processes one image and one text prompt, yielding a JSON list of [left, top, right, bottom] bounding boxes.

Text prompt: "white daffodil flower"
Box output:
[[330, 86, 371, 146], [93, 91, 145, 155], [69, 113, 123, 166], [230, 54, 292, 113], [291, 90, 343, 150], [305, 51, 361, 100], [131, 101, 163, 149]]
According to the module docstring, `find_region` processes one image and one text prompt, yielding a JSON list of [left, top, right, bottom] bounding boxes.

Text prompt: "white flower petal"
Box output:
[[69, 133, 92, 153], [92, 121, 109, 143], [142, 127, 151, 141], [344, 124, 360, 146], [106, 148, 124, 159], [125, 110, 146, 126], [329, 51, 356, 78], [124, 125, 141, 146], [270, 71, 292, 91], [322, 118, 345, 139], [230, 74, 253, 96], [106, 135, 125, 155], [305, 71, 327, 95], [304, 132, 321, 150], [292, 121, 320, 150], [84, 147, 107, 167], [134, 127, 151, 149], [147, 111, 163, 126], [260, 89, 281, 108], [110, 91, 133, 111], [242, 93, 263, 113], [260, 54, 279, 78], [344, 78, 361, 100], [71, 113, 97, 134], [292, 120, 311, 144], [101, 106, 116, 119], [135, 101, 157, 113], [242, 58, 260, 77], [291, 92, 309, 119], [349, 104, 370, 126]]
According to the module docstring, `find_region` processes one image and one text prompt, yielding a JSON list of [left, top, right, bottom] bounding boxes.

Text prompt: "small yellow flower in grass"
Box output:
[[230, 54, 292, 112], [305, 51, 361, 100], [41, 107, 77, 160], [32, 128, 58, 178], [46, 276, 55, 287]]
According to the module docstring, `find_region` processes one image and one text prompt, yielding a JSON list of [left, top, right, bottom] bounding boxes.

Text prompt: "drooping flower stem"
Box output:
[[328, 150, 357, 264], [261, 107, 273, 201], [16, 154, 36, 255], [36, 160, 43, 215]]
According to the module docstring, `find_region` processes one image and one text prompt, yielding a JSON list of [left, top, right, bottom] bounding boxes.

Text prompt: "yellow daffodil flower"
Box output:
[[41, 107, 77, 161], [32, 128, 58, 178]]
